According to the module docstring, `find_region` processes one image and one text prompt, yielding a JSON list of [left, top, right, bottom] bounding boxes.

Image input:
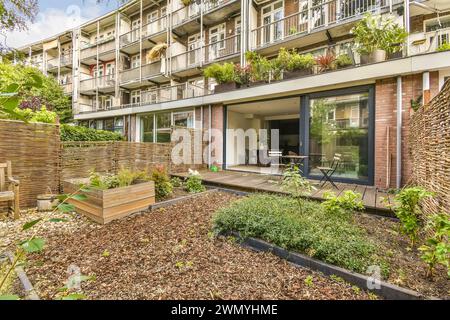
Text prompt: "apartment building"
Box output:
[[17, 0, 450, 189]]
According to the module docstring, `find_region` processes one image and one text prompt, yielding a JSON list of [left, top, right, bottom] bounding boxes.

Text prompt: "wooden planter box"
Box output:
[[214, 82, 239, 93], [63, 179, 155, 224], [283, 69, 313, 80]]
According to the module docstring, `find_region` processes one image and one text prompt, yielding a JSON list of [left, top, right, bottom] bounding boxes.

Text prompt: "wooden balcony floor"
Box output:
[[173, 170, 395, 214]]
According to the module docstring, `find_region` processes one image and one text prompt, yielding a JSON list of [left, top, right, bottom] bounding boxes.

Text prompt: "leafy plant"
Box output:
[[213, 194, 385, 274], [418, 213, 450, 278], [322, 191, 364, 218], [60, 124, 124, 141], [351, 13, 407, 55], [203, 63, 237, 85], [1, 106, 58, 123], [185, 169, 206, 193], [437, 42, 450, 52], [281, 166, 315, 214], [392, 187, 434, 247], [170, 177, 183, 188], [410, 95, 423, 112], [151, 165, 173, 200], [245, 51, 273, 82], [89, 168, 150, 190], [287, 53, 316, 71], [315, 53, 336, 72], [335, 54, 353, 69], [234, 64, 252, 86]]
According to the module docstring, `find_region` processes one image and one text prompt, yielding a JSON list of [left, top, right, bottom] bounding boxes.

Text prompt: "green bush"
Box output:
[[322, 191, 365, 217], [151, 166, 173, 201], [61, 124, 124, 142], [185, 170, 206, 193], [287, 53, 316, 71], [335, 54, 353, 69], [203, 63, 236, 84], [0, 106, 57, 124], [437, 43, 450, 52], [89, 168, 150, 190], [213, 194, 384, 274]]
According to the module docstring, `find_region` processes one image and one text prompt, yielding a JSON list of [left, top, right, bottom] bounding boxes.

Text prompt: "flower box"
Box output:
[[283, 69, 313, 80], [214, 82, 240, 94], [63, 179, 156, 224]]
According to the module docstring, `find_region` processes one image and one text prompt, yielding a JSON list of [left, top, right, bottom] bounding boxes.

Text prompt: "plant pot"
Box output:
[[37, 194, 59, 212], [64, 179, 156, 224], [360, 54, 370, 65], [283, 69, 313, 80], [214, 82, 239, 94], [369, 49, 387, 63]]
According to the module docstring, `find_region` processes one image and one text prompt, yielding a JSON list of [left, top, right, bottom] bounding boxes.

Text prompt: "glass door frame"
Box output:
[[300, 85, 375, 186]]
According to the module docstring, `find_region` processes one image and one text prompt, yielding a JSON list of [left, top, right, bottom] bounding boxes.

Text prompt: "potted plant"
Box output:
[[315, 53, 336, 73], [234, 64, 252, 87], [63, 169, 156, 224], [204, 62, 239, 93], [437, 43, 450, 52], [352, 13, 407, 64], [335, 54, 353, 69], [245, 51, 272, 86], [284, 51, 315, 79]]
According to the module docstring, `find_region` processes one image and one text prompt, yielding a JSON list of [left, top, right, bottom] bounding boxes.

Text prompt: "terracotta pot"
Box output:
[[283, 69, 313, 80], [214, 82, 239, 93]]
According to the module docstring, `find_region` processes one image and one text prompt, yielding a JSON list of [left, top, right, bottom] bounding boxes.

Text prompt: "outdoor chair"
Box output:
[[317, 154, 342, 189], [0, 161, 20, 219], [268, 150, 285, 175]]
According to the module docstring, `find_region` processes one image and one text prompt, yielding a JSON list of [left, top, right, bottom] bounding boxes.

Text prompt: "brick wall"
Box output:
[[374, 72, 439, 189]]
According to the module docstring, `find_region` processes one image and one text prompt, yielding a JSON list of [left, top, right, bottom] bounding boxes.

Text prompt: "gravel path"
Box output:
[[16, 192, 372, 300]]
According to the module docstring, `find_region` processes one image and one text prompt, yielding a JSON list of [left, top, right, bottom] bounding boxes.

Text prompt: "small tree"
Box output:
[[281, 166, 315, 214]]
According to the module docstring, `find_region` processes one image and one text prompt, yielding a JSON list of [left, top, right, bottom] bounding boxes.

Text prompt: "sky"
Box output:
[[3, 0, 126, 48]]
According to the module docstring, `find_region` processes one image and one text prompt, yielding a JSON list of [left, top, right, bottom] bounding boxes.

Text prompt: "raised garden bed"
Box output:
[[63, 179, 155, 225]]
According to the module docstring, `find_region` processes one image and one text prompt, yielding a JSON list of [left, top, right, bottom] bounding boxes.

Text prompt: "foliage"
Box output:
[[281, 166, 315, 214], [60, 124, 124, 141], [335, 54, 353, 69], [0, 106, 57, 123], [322, 191, 365, 218], [213, 194, 384, 274], [410, 95, 423, 112], [351, 13, 408, 55], [245, 51, 273, 82], [203, 63, 237, 85], [89, 168, 150, 190], [0, 63, 72, 122], [287, 53, 316, 71], [151, 166, 173, 201], [392, 187, 434, 247], [418, 213, 450, 278], [185, 169, 206, 193], [315, 53, 336, 72], [234, 64, 252, 86], [0, 0, 37, 50], [437, 42, 450, 52], [170, 177, 183, 188]]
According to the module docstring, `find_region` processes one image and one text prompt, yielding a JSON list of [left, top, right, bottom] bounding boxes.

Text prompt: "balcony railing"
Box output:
[[172, 0, 236, 25], [409, 26, 450, 55], [142, 16, 168, 38], [80, 74, 116, 92], [80, 36, 116, 60], [171, 47, 202, 73], [119, 61, 163, 84], [251, 0, 401, 49], [47, 55, 73, 69], [120, 29, 140, 47], [204, 34, 241, 64]]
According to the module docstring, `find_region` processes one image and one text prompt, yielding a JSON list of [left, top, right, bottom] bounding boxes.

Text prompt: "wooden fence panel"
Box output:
[[410, 81, 450, 214]]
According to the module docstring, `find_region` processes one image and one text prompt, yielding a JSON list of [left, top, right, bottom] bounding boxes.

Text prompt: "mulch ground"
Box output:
[[24, 192, 372, 300]]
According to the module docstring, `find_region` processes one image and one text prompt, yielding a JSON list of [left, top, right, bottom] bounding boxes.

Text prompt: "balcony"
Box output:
[[171, 0, 240, 37], [409, 26, 450, 56], [119, 61, 166, 89], [80, 37, 116, 64], [119, 29, 141, 54], [142, 16, 168, 49], [47, 55, 73, 73], [62, 82, 73, 95], [204, 34, 241, 64], [250, 0, 402, 54], [80, 74, 116, 95], [170, 47, 202, 77]]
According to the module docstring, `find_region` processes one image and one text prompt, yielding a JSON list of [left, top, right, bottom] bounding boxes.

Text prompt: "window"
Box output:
[[209, 23, 226, 61], [188, 34, 202, 65], [156, 112, 172, 143], [114, 118, 124, 134], [131, 90, 141, 105], [103, 97, 113, 109], [261, 1, 284, 45], [141, 115, 155, 143], [235, 17, 241, 53], [131, 54, 141, 68], [173, 111, 194, 128], [308, 91, 370, 182]]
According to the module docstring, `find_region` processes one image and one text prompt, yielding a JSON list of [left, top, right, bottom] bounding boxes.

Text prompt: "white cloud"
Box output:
[[2, 0, 104, 48]]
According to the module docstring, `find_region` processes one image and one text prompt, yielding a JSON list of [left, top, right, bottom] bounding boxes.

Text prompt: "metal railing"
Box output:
[[171, 47, 202, 73], [142, 16, 168, 38], [251, 0, 399, 49], [80, 74, 116, 92], [204, 34, 241, 64], [409, 26, 450, 55], [119, 61, 163, 84], [142, 61, 163, 78], [80, 36, 116, 59], [120, 29, 141, 47], [47, 55, 72, 69]]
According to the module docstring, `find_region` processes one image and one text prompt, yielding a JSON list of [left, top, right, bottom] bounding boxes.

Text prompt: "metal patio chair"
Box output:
[[317, 153, 342, 189]]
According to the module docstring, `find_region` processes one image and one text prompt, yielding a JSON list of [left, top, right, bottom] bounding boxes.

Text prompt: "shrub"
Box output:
[[418, 213, 450, 278], [322, 191, 365, 218], [335, 54, 353, 69], [287, 53, 316, 71], [203, 63, 236, 84], [89, 168, 150, 190], [281, 166, 315, 214], [185, 169, 206, 193], [245, 51, 273, 82], [60, 124, 124, 142], [151, 166, 173, 201], [392, 187, 434, 247], [213, 194, 384, 274], [315, 53, 336, 72], [170, 177, 183, 188], [0, 106, 58, 124], [437, 43, 450, 52]]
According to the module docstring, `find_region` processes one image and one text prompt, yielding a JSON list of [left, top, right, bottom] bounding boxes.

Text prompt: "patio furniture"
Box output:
[[268, 150, 285, 174], [0, 161, 20, 219], [282, 152, 308, 173], [317, 154, 342, 189]]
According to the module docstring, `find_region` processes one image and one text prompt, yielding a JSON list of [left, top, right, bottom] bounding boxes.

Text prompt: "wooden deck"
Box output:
[[173, 170, 394, 214]]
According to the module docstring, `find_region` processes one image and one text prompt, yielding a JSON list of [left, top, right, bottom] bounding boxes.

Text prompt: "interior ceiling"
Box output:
[[228, 97, 300, 116]]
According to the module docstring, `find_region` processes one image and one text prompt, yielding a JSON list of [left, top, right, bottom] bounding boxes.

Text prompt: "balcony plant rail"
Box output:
[[251, 0, 402, 49]]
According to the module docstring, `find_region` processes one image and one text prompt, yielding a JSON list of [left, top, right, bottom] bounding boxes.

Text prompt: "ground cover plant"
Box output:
[[213, 194, 385, 275]]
